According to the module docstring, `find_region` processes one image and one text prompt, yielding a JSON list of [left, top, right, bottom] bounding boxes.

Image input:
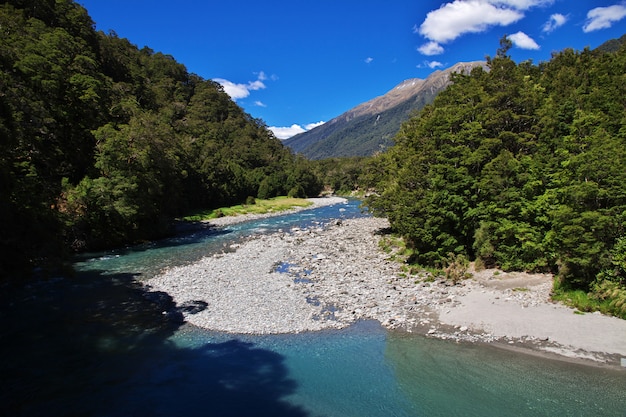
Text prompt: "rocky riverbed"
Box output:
[[147, 201, 626, 365]]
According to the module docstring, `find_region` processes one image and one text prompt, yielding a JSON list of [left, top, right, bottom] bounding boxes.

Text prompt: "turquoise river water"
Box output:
[[1, 200, 624, 416]]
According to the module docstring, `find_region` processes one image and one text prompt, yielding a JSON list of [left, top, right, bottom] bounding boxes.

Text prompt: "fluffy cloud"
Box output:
[[418, 60, 444, 69], [417, 1, 524, 44], [365, 57, 374, 64], [415, 0, 555, 55], [270, 121, 325, 140], [270, 124, 305, 139], [542, 13, 567, 33], [418, 41, 444, 56], [509, 31, 540, 49], [213, 72, 267, 100], [305, 121, 326, 130], [583, 4, 626, 32]]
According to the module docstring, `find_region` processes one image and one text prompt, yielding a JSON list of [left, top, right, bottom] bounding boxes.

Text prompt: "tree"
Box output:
[[365, 39, 626, 298], [1, 0, 324, 272]]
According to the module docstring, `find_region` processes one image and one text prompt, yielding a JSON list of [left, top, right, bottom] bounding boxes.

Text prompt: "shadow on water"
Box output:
[[0, 270, 310, 417], [72, 222, 233, 264]]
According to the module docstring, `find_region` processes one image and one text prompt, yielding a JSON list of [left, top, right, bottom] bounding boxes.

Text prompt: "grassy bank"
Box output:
[[181, 197, 313, 221], [552, 281, 626, 319]]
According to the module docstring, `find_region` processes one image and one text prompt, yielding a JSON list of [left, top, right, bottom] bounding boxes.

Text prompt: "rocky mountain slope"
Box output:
[[285, 61, 486, 159]]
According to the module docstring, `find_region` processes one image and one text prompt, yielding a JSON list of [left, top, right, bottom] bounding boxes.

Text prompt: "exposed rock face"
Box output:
[[342, 61, 486, 121], [284, 61, 487, 159]]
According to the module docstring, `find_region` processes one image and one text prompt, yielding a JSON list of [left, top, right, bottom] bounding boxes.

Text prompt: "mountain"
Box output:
[[595, 33, 626, 53], [284, 61, 486, 159]]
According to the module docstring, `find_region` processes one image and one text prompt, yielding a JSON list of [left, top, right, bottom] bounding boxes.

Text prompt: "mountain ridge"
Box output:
[[285, 61, 487, 159]]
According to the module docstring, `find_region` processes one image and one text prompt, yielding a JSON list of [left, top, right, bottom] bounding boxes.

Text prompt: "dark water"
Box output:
[[1, 199, 625, 416]]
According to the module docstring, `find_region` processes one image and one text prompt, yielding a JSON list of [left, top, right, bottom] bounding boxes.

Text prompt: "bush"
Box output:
[[590, 280, 626, 319], [444, 253, 471, 284], [287, 185, 306, 198]]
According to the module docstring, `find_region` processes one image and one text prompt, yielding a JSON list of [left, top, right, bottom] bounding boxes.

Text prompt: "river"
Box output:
[[1, 199, 624, 416]]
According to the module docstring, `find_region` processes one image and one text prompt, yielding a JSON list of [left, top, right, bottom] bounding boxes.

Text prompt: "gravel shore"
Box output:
[[205, 196, 348, 227], [148, 203, 626, 365]]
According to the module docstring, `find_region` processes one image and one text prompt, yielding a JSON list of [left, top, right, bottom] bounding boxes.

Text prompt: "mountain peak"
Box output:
[[285, 61, 486, 159]]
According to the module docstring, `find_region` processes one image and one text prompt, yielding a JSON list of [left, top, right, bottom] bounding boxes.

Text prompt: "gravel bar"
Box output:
[[147, 209, 626, 365]]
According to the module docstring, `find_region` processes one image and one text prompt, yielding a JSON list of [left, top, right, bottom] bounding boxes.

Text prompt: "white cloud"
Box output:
[[254, 101, 266, 107], [417, 0, 524, 44], [490, 0, 553, 10], [270, 124, 305, 139], [419, 60, 444, 69], [415, 0, 554, 54], [542, 13, 567, 33], [213, 79, 252, 99], [418, 41, 444, 55], [270, 121, 325, 140], [583, 4, 626, 32], [509, 31, 540, 49], [305, 121, 325, 130], [365, 57, 374, 64], [247, 80, 265, 91], [213, 72, 267, 100]]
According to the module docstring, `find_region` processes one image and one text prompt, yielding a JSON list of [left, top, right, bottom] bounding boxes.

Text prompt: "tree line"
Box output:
[[0, 0, 321, 276], [365, 38, 626, 318], [3, 0, 625, 318]]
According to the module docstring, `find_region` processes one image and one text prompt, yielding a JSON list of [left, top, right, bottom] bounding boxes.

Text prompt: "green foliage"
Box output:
[[590, 280, 626, 319], [365, 37, 626, 298], [287, 185, 306, 199], [600, 236, 626, 282], [181, 197, 312, 221], [284, 64, 468, 160], [444, 253, 471, 284], [1, 0, 321, 274], [552, 279, 626, 320], [310, 157, 369, 194]]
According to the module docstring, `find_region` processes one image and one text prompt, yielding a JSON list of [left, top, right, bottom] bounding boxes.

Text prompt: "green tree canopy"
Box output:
[[1, 0, 322, 275], [366, 38, 626, 297]]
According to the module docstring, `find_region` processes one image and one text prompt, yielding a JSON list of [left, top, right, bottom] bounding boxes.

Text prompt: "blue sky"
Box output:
[[78, 1, 626, 139]]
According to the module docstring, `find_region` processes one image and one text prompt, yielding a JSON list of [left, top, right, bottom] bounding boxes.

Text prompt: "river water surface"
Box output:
[[1, 200, 625, 416]]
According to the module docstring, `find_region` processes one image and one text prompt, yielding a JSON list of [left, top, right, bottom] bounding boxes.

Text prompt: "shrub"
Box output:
[[444, 253, 471, 284], [287, 185, 306, 198], [590, 280, 626, 319]]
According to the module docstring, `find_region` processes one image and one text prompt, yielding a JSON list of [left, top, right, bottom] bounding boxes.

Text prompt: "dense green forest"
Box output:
[[0, 0, 321, 276], [365, 38, 626, 318], [3, 1, 626, 319], [311, 157, 369, 194]]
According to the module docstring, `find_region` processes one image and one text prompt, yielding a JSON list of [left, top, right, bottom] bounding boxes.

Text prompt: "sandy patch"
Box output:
[[435, 268, 626, 362]]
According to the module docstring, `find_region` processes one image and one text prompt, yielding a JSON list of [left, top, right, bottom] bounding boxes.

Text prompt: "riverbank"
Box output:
[[205, 196, 349, 227], [147, 209, 626, 367]]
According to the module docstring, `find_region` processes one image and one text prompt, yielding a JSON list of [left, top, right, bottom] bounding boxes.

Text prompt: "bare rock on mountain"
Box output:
[[285, 61, 486, 159]]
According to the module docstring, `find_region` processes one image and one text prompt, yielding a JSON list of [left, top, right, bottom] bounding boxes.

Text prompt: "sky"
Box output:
[[78, 1, 626, 139]]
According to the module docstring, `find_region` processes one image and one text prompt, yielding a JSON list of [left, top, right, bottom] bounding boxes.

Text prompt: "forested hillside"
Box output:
[[365, 38, 626, 318], [0, 0, 320, 276], [285, 62, 485, 159]]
